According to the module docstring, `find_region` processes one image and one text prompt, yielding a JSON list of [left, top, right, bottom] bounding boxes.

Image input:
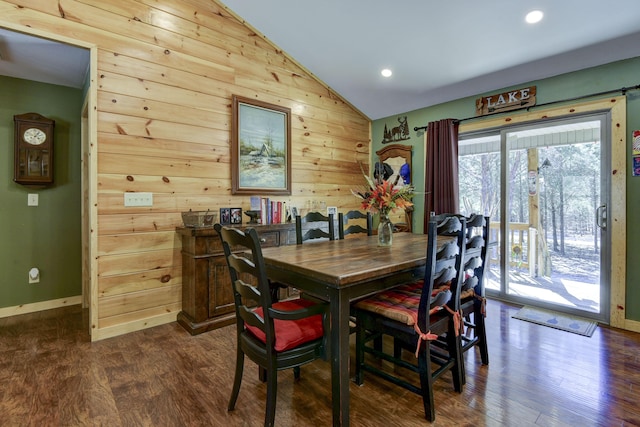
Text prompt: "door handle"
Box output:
[[596, 204, 607, 230]]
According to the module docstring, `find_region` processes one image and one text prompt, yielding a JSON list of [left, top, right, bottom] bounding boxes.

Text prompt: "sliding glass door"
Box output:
[[458, 114, 610, 322]]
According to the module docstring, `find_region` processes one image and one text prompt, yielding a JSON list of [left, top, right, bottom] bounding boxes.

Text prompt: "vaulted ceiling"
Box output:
[[2, 1, 640, 120], [220, 0, 640, 119]]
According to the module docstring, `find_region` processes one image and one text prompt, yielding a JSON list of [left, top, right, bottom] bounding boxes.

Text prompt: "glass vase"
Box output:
[[377, 213, 393, 247]]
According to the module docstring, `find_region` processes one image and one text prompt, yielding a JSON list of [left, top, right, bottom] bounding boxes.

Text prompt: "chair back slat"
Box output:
[[215, 224, 275, 345], [417, 215, 466, 329], [461, 215, 489, 295], [237, 304, 265, 329], [433, 263, 457, 288], [464, 213, 485, 233], [464, 255, 483, 272], [296, 212, 335, 244], [302, 228, 332, 241], [467, 234, 484, 250], [431, 213, 489, 297], [338, 210, 373, 238]]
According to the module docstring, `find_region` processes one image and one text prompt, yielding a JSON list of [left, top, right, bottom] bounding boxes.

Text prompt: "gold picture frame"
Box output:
[[231, 95, 291, 195]]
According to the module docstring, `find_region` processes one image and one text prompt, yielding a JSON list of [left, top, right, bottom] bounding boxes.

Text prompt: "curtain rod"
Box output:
[[412, 84, 640, 132]]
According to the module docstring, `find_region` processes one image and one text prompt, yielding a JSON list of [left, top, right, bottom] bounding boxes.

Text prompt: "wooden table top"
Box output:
[[260, 233, 447, 288]]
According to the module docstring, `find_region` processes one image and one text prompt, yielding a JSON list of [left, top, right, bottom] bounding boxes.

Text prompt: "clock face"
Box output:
[[23, 127, 47, 145]]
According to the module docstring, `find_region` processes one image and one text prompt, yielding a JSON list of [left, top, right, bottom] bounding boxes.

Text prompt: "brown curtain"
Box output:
[[424, 118, 460, 232]]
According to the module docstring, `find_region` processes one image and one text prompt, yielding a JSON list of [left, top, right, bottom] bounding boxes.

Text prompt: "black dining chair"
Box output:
[[338, 210, 373, 239], [214, 224, 329, 427], [295, 211, 335, 244], [458, 214, 490, 368], [352, 215, 466, 422], [431, 213, 490, 374]]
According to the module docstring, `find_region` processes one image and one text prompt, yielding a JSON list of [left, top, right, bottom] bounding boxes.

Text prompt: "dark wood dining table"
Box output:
[[259, 232, 434, 427]]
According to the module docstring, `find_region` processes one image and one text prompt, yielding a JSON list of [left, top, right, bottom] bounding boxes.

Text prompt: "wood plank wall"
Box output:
[[0, 0, 371, 340]]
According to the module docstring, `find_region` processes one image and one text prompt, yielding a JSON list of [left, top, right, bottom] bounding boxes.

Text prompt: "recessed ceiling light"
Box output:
[[526, 10, 543, 24], [381, 69, 392, 78]]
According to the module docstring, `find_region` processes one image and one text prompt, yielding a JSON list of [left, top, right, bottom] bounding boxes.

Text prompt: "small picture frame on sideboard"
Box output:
[[220, 208, 231, 224], [230, 207, 242, 224]]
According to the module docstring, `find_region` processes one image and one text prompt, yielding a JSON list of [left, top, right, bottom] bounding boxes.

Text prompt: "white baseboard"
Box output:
[[0, 295, 82, 319]]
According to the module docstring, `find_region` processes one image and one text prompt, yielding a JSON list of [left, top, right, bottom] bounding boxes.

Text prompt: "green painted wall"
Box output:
[[372, 56, 640, 321], [0, 76, 83, 308]]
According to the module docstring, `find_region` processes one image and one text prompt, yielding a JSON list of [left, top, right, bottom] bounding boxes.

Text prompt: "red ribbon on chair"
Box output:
[[413, 325, 439, 358], [475, 293, 487, 317], [413, 306, 463, 358]]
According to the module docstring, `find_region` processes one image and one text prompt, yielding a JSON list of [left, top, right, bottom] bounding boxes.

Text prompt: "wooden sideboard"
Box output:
[[176, 223, 297, 335]]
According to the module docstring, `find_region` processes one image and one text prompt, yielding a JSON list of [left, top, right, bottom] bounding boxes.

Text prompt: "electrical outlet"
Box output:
[[28, 267, 40, 284], [124, 192, 153, 207]]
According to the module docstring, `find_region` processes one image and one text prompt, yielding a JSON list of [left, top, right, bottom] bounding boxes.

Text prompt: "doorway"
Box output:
[[459, 113, 611, 323], [0, 25, 96, 333]]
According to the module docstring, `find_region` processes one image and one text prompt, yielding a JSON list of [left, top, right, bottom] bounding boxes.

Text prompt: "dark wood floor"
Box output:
[[1, 300, 639, 426]]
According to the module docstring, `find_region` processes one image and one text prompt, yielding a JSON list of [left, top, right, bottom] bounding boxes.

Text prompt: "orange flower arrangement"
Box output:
[[352, 171, 414, 217]]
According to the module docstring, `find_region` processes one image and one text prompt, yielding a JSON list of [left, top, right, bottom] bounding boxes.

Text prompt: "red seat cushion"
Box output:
[[245, 299, 324, 352]]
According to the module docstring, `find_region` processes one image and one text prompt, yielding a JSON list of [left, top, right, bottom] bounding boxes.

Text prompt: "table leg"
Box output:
[[329, 288, 351, 426]]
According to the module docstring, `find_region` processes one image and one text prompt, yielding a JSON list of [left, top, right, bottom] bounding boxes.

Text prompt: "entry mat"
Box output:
[[512, 306, 598, 337]]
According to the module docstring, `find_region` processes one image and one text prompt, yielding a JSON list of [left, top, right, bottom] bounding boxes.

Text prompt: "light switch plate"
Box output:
[[28, 194, 39, 206], [124, 192, 153, 207]]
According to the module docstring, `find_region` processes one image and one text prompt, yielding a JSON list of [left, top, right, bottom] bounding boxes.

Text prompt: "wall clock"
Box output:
[[14, 112, 55, 186]]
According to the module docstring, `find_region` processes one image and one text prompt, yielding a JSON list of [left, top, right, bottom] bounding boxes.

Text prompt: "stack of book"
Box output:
[[251, 196, 289, 224]]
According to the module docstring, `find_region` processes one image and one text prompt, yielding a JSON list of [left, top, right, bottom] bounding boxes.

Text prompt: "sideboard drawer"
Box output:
[[259, 231, 279, 247]]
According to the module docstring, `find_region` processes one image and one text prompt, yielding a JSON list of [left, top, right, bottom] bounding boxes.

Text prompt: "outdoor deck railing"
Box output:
[[488, 222, 533, 270]]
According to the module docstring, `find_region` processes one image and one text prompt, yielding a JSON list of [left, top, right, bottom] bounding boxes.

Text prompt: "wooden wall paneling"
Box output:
[[292, 162, 370, 185], [98, 248, 181, 277], [97, 92, 227, 132], [290, 101, 368, 127], [98, 230, 178, 256], [292, 182, 363, 197], [98, 302, 183, 329], [97, 133, 226, 161], [99, 284, 182, 319], [97, 53, 236, 103], [0, 0, 370, 340], [1, 4, 232, 99], [293, 142, 367, 165], [98, 175, 228, 202], [100, 40, 234, 86], [85, 2, 370, 134], [97, 135, 223, 164], [97, 194, 232, 215], [232, 75, 360, 118], [137, 0, 281, 55], [100, 54, 234, 111], [70, 2, 233, 66], [294, 119, 369, 142], [96, 194, 176, 215], [291, 168, 366, 186], [97, 152, 227, 180], [98, 212, 184, 235], [609, 100, 627, 329], [98, 74, 228, 113], [98, 266, 181, 297]]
